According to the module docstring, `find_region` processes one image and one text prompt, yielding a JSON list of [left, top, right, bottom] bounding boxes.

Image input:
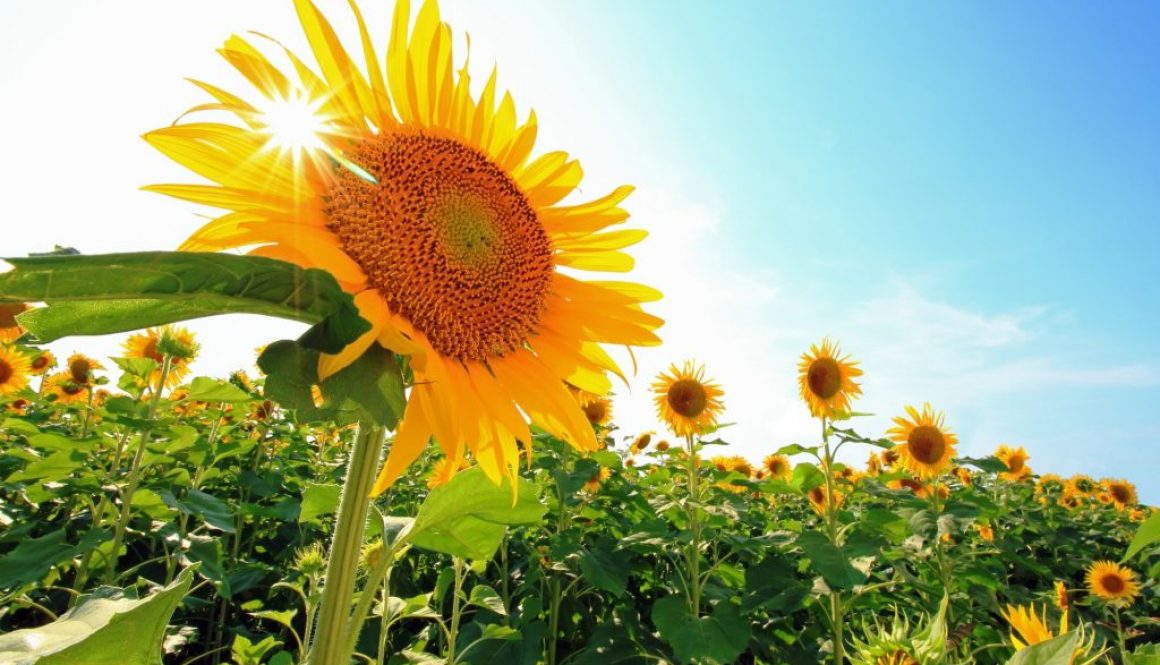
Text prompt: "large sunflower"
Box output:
[[1085, 560, 1139, 606], [652, 360, 724, 438], [145, 0, 662, 492], [0, 346, 31, 396], [797, 338, 863, 419], [886, 403, 958, 480]]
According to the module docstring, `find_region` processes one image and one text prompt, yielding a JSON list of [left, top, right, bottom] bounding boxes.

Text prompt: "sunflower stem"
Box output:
[[1113, 605, 1128, 658], [685, 433, 703, 617], [307, 421, 385, 665], [821, 417, 845, 665], [104, 354, 173, 584]]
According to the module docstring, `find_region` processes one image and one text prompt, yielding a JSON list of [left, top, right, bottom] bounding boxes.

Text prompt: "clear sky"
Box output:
[[1, 1, 1157, 500]]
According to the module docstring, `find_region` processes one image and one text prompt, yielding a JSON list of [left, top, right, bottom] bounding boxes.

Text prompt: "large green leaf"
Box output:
[[1004, 631, 1079, 665], [0, 566, 195, 665], [0, 529, 110, 589], [652, 596, 751, 665], [405, 467, 546, 560], [796, 531, 867, 590], [1, 251, 369, 352], [1123, 510, 1160, 562]]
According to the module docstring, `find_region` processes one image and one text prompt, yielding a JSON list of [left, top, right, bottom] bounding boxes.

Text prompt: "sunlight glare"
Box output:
[[258, 92, 329, 153]]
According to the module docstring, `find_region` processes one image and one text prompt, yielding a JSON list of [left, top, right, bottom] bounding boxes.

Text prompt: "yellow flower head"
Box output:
[[655, 440, 670, 452], [975, 523, 995, 542], [427, 456, 469, 489], [123, 326, 199, 391], [797, 338, 863, 419], [571, 387, 613, 427], [66, 353, 104, 386], [1035, 473, 1063, 494], [1085, 560, 1139, 607], [583, 466, 612, 493], [0, 303, 29, 342], [629, 432, 653, 455], [1001, 604, 1055, 649], [807, 484, 844, 515], [44, 372, 90, 404], [1100, 478, 1137, 510], [995, 445, 1032, 481], [0, 346, 32, 396], [145, 0, 663, 495], [763, 454, 792, 481], [652, 361, 724, 438], [952, 466, 973, 487], [28, 350, 56, 376], [887, 403, 958, 479]]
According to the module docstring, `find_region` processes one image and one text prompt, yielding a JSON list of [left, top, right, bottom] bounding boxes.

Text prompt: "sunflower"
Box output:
[[0, 346, 31, 396], [1085, 561, 1139, 606], [571, 387, 613, 427], [0, 303, 28, 342], [1001, 604, 1055, 649], [6, 398, 30, 415], [655, 440, 670, 452], [28, 350, 56, 376], [1054, 581, 1070, 632], [44, 372, 90, 404], [582, 466, 612, 493], [874, 651, 919, 665], [1100, 478, 1137, 510], [881, 448, 900, 468], [807, 484, 844, 515], [975, 523, 994, 542], [652, 361, 724, 438], [763, 454, 792, 481], [66, 353, 104, 386], [629, 432, 652, 455], [952, 466, 973, 487], [887, 477, 927, 496], [886, 403, 957, 479], [427, 456, 468, 489], [798, 338, 863, 419], [995, 445, 1031, 481], [145, 0, 662, 493], [865, 452, 882, 476], [123, 326, 199, 391], [1064, 474, 1098, 496]]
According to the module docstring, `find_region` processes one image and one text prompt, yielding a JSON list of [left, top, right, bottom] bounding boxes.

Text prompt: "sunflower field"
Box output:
[[0, 1, 1157, 664]]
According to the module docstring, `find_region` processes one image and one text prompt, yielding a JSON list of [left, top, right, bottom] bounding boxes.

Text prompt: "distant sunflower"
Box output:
[[0, 303, 28, 342], [145, 0, 663, 494], [583, 466, 612, 493], [882, 448, 900, 468], [45, 372, 89, 404], [797, 338, 863, 419], [629, 432, 653, 455], [1101, 478, 1137, 510], [29, 351, 56, 376], [995, 445, 1031, 481], [66, 353, 104, 386], [975, 523, 994, 542], [1085, 561, 1139, 606], [875, 651, 919, 665], [807, 484, 843, 515], [571, 388, 613, 427], [952, 466, 973, 487], [123, 326, 198, 391], [6, 398, 30, 415], [0, 346, 31, 396], [427, 456, 469, 489], [887, 403, 957, 479], [888, 477, 927, 496], [763, 454, 792, 481], [652, 361, 724, 438], [1064, 474, 1098, 495], [1054, 581, 1070, 632]]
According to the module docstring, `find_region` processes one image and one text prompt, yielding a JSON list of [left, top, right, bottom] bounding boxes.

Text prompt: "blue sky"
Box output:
[[1, 1, 1157, 499]]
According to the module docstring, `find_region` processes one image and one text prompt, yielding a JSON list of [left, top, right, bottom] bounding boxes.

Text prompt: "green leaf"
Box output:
[[791, 462, 825, 492], [576, 546, 630, 597], [478, 624, 520, 641], [1004, 631, 1080, 665], [652, 596, 751, 665], [742, 554, 808, 614], [300, 482, 342, 524], [162, 489, 236, 533], [184, 376, 253, 403], [796, 531, 867, 590], [2, 251, 369, 352], [468, 585, 508, 616], [958, 456, 1009, 474], [773, 443, 816, 457], [0, 529, 110, 588], [1123, 510, 1160, 562], [1127, 644, 1160, 665], [0, 566, 195, 665], [406, 467, 546, 561], [231, 634, 283, 665]]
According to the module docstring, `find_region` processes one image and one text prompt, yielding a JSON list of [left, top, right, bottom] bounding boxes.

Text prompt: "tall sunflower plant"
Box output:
[[1, 0, 662, 662]]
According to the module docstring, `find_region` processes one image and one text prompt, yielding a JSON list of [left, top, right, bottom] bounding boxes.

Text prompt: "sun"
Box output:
[[144, 0, 663, 493]]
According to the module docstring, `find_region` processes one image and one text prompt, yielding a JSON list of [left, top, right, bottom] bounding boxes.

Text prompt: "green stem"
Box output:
[[446, 557, 467, 664], [685, 433, 703, 617], [307, 421, 386, 665], [1113, 605, 1128, 658], [821, 417, 844, 665], [104, 355, 173, 583], [342, 541, 395, 660]]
